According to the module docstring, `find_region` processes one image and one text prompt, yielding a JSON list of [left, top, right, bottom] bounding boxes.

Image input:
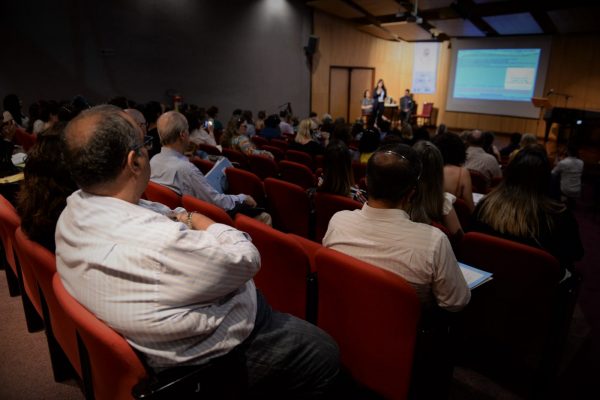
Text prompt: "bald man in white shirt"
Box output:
[[56, 105, 338, 398]]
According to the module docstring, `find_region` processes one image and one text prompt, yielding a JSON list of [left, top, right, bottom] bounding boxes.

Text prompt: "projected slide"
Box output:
[[453, 49, 541, 102]]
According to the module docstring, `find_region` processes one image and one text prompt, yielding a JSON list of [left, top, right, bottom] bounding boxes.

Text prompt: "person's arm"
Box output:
[[442, 207, 463, 236], [431, 235, 471, 311], [161, 222, 261, 301], [460, 167, 475, 211], [183, 164, 247, 211]]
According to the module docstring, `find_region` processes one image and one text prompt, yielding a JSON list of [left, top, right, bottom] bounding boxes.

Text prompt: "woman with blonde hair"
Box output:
[[289, 118, 324, 156], [472, 145, 583, 275]]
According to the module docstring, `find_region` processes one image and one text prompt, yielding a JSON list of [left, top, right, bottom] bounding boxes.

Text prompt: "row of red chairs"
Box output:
[[0, 194, 420, 399], [2, 186, 580, 398], [145, 178, 362, 243], [140, 184, 579, 395]]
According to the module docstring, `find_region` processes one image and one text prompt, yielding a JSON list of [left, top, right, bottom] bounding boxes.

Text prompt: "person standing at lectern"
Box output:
[[372, 79, 387, 126]]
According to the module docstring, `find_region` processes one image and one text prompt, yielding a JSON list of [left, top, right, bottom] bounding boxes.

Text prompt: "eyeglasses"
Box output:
[[131, 135, 154, 152]]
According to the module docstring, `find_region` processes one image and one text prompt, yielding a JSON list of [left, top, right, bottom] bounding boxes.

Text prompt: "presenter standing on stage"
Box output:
[[372, 79, 387, 126]]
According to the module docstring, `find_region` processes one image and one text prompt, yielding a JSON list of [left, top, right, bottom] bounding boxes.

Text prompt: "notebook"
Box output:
[[459, 262, 493, 289], [204, 157, 233, 194]]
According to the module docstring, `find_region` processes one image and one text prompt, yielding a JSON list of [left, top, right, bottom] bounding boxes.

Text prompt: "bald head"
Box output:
[[157, 111, 188, 145], [468, 129, 483, 146], [64, 105, 142, 190], [124, 108, 147, 132], [366, 143, 422, 206]]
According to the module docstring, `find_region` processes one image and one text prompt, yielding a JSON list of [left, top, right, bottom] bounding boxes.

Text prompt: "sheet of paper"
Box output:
[[472, 192, 484, 205], [459, 262, 493, 289]]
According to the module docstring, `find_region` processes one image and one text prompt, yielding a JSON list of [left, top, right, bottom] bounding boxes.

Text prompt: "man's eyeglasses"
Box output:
[[131, 135, 154, 152]]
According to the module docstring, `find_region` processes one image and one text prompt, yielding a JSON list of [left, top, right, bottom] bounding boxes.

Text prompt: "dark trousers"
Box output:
[[153, 290, 340, 399]]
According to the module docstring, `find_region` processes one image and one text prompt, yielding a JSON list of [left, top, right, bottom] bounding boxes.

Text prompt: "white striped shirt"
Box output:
[[56, 190, 259, 369], [323, 203, 470, 311]]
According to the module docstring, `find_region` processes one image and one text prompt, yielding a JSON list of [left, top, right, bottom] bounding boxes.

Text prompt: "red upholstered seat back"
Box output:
[[235, 215, 312, 320], [52, 275, 147, 400], [248, 154, 279, 180], [182, 195, 234, 226], [285, 149, 313, 169], [316, 247, 420, 399], [279, 160, 316, 190], [263, 178, 310, 238], [225, 167, 266, 207], [17, 228, 81, 375], [314, 192, 361, 243], [144, 181, 182, 209]]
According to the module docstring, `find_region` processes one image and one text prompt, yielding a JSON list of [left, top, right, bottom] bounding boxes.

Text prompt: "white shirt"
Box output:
[[189, 128, 217, 147], [279, 121, 294, 135], [552, 156, 584, 197], [465, 146, 502, 184], [150, 147, 246, 211], [56, 190, 260, 368], [323, 203, 470, 311]]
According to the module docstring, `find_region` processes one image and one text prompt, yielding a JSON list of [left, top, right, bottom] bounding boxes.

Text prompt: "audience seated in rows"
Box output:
[[150, 111, 270, 223], [323, 143, 470, 311], [410, 141, 463, 237], [472, 145, 583, 277], [322, 143, 470, 398], [432, 132, 475, 211], [16, 123, 78, 251], [55, 105, 339, 398]]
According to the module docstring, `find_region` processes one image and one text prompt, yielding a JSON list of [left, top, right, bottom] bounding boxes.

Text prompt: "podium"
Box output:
[[531, 97, 551, 110], [531, 97, 551, 141]]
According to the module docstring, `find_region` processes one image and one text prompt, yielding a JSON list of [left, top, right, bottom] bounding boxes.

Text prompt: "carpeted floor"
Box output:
[[0, 275, 82, 400]]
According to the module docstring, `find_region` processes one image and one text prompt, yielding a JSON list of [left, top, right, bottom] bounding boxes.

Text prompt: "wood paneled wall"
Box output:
[[312, 11, 600, 139]]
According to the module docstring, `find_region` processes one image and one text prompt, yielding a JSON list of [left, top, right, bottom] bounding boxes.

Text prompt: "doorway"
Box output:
[[328, 66, 374, 123]]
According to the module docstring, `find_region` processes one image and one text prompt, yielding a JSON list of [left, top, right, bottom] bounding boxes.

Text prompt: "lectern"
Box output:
[[531, 97, 551, 110], [531, 97, 551, 141]]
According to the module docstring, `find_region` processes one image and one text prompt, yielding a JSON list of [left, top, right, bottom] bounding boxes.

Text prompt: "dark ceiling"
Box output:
[[306, 0, 600, 42]]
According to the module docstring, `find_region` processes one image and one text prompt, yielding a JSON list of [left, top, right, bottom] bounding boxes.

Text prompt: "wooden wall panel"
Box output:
[[313, 12, 600, 139]]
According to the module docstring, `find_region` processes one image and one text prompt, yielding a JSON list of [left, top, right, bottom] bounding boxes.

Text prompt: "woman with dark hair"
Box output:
[[472, 145, 583, 274], [410, 141, 462, 236], [3, 94, 27, 128], [432, 132, 474, 212], [16, 123, 78, 251], [358, 128, 380, 164], [482, 131, 501, 162], [222, 117, 273, 158], [372, 79, 387, 125], [317, 140, 366, 203]]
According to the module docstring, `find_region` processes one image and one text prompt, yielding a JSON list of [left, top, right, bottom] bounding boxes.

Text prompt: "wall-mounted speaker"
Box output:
[[304, 35, 319, 56]]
